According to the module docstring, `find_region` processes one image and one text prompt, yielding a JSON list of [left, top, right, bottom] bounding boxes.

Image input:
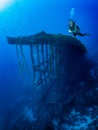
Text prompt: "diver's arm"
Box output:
[[68, 29, 77, 33]]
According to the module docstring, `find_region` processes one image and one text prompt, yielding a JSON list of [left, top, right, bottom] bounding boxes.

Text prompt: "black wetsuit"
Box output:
[[69, 22, 89, 38]]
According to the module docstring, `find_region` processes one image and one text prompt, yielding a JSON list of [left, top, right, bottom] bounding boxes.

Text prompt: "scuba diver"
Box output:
[[68, 19, 90, 38], [68, 8, 90, 38]]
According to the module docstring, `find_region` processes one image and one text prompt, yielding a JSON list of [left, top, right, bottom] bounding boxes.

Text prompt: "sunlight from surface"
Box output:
[[0, 0, 15, 11]]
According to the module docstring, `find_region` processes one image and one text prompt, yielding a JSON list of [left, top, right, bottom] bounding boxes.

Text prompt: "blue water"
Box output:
[[0, 0, 98, 129]]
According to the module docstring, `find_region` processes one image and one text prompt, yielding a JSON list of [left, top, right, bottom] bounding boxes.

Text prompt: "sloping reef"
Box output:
[[3, 32, 98, 130]]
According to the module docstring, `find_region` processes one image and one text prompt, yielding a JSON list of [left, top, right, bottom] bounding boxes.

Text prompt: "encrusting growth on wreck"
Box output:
[[7, 31, 87, 87], [5, 31, 98, 130]]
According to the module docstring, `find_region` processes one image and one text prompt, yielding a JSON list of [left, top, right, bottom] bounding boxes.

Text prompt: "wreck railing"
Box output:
[[7, 31, 86, 87]]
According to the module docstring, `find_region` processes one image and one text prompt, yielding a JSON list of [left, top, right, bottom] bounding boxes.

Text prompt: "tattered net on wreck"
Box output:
[[7, 31, 87, 87]]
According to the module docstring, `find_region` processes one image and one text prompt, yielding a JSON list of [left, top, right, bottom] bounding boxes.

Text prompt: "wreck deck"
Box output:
[[6, 31, 87, 87]]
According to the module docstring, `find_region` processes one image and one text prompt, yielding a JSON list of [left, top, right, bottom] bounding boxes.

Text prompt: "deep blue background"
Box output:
[[0, 0, 98, 122]]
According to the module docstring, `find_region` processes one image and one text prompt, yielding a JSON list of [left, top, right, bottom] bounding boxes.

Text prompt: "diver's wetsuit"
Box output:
[[69, 22, 89, 38]]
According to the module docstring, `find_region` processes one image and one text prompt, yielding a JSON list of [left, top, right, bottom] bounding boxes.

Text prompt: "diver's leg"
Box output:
[[78, 32, 90, 36]]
